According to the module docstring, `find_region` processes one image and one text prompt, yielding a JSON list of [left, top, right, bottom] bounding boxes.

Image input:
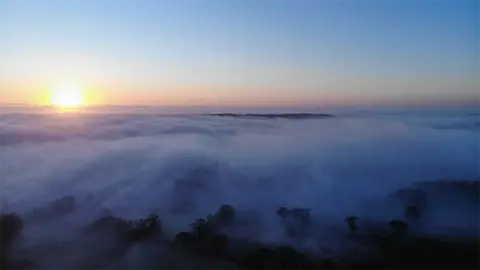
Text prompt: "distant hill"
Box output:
[[205, 113, 334, 119]]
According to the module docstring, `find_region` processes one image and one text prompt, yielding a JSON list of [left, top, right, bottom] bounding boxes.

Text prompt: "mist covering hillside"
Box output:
[[1, 106, 479, 269]]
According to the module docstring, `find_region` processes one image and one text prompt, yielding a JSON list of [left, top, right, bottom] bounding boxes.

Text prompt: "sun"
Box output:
[[51, 82, 84, 107]]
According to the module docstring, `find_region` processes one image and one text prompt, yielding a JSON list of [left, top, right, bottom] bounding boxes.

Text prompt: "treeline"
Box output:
[[1, 197, 479, 269]]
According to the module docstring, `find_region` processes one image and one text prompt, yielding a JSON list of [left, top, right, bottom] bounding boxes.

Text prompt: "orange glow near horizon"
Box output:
[[0, 82, 478, 108]]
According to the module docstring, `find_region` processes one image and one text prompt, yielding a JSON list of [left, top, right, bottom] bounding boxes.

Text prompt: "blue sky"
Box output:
[[0, 0, 478, 106]]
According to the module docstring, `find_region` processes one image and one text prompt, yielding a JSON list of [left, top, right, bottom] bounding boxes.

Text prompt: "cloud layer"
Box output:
[[0, 106, 479, 263]]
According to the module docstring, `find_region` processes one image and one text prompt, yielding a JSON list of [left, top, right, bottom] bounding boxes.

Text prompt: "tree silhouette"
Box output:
[[404, 205, 421, 220], [87, 213, 161, 244], [190, 218, 215, 240], [0, 213, 23, 249], [215, 205, 236, 227], [126, 213, 161, 243], [345, 216, 359, 233], [211, 233, 229, 257], [174, 231, 198, 250], [277, 207, 289, 219], [389, 220, 409, 236], [87, 215, 131, 237]]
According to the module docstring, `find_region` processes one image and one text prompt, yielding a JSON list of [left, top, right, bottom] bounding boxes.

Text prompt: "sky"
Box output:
[[0, 0, 478, 107]]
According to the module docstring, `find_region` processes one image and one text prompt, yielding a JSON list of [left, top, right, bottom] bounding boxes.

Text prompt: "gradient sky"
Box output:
[[0, 0, 478, 106]]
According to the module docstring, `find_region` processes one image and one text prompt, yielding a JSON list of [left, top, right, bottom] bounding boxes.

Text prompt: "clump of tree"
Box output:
[[0, 213, 25, 269], [201, 204, 237, 232], [87, 213, 162, 244], [174, 205, 235, 258], [213, 205, 236, 227], [190, 218, 216, 241], [127, 214, 161, 243], [389, 220, 409, 237], [88, 215, 131, 233], [2, 200, 478, 270], [0, 213, 23, 249], [345, 216, 359, 234], [404, 205, 421, 221]]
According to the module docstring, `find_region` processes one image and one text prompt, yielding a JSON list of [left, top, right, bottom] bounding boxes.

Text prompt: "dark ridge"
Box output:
[[390, 180, 480, 202], [205, 113, 334, 119]]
